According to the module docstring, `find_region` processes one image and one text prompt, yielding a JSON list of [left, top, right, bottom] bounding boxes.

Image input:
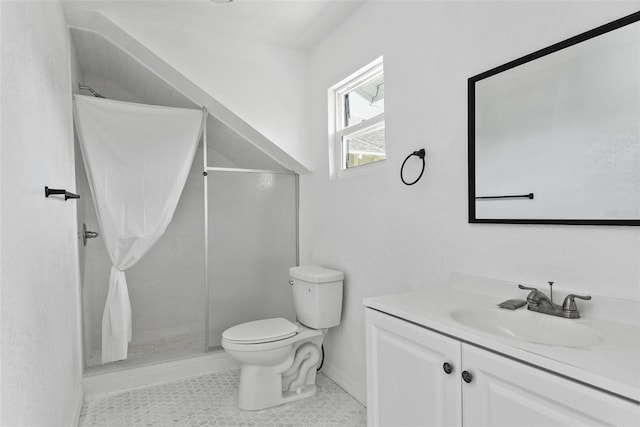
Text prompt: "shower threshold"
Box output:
[[85, 330, 206, 376]]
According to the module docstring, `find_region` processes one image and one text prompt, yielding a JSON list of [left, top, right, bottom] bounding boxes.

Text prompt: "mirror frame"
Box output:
[[468, 11, 640, 226]]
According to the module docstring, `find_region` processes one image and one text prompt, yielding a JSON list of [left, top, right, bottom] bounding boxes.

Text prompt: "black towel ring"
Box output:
[[400, 148, 426, 186]]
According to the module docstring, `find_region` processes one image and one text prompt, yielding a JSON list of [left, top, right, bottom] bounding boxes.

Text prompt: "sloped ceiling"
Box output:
[[64, 0, 365, 50], [71, 28, 287, 171]]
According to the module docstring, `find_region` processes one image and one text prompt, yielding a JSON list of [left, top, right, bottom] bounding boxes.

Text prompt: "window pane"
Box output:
[[344, 75, 384, 127], [343, 124, 386, 168]]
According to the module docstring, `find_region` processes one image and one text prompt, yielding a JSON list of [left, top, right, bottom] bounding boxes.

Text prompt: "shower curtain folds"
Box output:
[[73, 95, 206, 364]]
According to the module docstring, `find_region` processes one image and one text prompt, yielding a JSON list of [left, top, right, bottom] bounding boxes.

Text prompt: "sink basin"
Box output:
[[450, 308, 604, 348]]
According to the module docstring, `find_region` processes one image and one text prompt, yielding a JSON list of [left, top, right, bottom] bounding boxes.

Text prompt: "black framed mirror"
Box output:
[[468, 11, 640, 226]]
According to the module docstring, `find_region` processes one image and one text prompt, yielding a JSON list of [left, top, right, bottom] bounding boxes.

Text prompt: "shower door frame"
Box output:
[[201, 135, 300, 352]]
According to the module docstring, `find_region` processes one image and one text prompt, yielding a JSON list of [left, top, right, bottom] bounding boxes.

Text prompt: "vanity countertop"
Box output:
[[363, 274, 640, 403]]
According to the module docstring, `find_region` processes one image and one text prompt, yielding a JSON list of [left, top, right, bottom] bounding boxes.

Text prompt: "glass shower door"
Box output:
[[206, 170, 298, 349]]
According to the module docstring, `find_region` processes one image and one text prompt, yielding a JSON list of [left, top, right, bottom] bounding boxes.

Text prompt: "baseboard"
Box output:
[[82, 351, 238, 397], [320, 360, 367, 406], [70, 384, 84, 426]]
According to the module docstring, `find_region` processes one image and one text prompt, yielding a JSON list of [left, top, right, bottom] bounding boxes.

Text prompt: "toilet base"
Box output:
[[282, 384, 318, 404], [235, 334, 324, 411], [238, 363, 318, 411]]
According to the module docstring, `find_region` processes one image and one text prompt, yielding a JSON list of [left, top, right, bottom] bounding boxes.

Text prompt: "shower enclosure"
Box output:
[[78, 119, 298, 373], [206, 169, 297, 349]]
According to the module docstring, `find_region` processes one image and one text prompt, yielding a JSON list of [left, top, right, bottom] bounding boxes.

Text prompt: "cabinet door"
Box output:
[[462, 344, 640, 426], [366, 308, 462, 427]]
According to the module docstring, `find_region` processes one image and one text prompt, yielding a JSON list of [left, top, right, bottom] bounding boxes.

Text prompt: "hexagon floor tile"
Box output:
[[79, 366, 366, 426]]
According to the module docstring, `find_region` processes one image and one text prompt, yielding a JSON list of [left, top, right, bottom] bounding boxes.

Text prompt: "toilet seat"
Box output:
[[222, 318, 298, 344], [222, 322, 324, 354]]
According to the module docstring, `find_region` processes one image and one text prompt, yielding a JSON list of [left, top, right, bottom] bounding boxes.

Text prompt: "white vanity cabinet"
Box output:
[[462, 344, 639, 426], [366, 307, 462, 426], [365, 308, 640, 427]]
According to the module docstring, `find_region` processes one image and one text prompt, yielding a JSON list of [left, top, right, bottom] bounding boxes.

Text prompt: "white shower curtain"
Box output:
[[73, 95, 205, 363]]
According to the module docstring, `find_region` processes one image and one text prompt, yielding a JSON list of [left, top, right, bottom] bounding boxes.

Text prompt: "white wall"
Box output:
[[1, 1, 83, 424], [96, 7, 312, 170], [301, 1, 640, 404]]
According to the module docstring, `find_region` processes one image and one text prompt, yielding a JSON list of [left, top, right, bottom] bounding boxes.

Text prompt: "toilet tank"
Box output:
[[289, 266, 344, 329]]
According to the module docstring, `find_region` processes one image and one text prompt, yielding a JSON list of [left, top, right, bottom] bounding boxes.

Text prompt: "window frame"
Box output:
[[330, 57, 385, 179]]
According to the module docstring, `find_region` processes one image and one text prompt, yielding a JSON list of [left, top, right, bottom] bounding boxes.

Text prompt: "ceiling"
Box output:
[[64, 0, 365, 50]]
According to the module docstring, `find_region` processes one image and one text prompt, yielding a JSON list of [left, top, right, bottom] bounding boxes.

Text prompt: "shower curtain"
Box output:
[[73, 95, 205, 363]]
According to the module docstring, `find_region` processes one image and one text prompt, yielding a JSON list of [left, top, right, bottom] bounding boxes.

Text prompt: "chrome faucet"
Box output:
[[518, 282, 591, 319]]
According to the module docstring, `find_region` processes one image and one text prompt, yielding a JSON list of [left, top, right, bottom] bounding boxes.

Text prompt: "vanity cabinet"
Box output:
[[365, 308, 639, 427], [365, 307, 462, 426]]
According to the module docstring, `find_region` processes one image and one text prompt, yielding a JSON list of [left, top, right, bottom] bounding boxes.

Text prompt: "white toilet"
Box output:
[[221, 265, 344, 411]]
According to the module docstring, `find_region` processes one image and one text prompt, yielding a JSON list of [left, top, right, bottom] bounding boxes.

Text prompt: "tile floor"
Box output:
[[79, 366, 366, 426]]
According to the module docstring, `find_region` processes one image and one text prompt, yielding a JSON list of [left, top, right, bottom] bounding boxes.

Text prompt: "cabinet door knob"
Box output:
[[462, 370, 473, 383], [442, 362, 453, 374]]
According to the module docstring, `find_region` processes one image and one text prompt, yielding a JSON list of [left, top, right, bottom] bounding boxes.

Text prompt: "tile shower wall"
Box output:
[[79, 75, 142, 104], [76, 95, 205, 364]]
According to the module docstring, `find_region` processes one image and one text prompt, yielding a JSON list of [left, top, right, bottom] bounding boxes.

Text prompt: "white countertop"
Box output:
[[363, 274, 640, 402]]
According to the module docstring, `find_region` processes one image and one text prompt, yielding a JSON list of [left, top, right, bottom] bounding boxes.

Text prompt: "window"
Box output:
[[330, 57, 385, 178]]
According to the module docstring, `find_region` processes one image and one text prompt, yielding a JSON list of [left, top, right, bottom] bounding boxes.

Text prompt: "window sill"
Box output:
[[331, 158, 386, 181]]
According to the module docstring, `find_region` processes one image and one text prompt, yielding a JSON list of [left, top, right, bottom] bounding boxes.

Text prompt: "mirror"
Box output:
[[469, 11, 640, 225]]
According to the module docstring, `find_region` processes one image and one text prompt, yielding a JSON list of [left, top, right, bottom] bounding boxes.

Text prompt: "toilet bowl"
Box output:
[[222, 318, 325, 410], [221, 266, 344, 411]]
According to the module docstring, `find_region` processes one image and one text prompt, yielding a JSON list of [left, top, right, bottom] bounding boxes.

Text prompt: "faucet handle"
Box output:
[[562, 294, 592, 312], [518, 284, 546, 306]]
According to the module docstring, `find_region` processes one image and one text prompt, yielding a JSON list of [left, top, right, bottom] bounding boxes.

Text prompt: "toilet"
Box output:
[[221, 265, 344, 411]]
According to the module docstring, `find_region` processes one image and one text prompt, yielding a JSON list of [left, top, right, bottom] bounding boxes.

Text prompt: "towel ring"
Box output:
[[400, 148, 426, 186]]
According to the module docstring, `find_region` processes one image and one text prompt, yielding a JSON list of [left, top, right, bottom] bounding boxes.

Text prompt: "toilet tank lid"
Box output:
[[289, 265, 344, 283]]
